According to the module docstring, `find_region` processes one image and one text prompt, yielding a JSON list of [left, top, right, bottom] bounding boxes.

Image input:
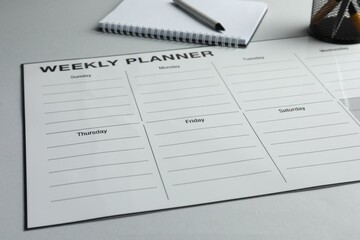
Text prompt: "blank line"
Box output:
[[146, 111, 240, 123], [47, 136, 141, 148], [49, 160, 149, 173], [48, 147, 145, 161], [137, 76, 215, 86], [46, 122, 139, 135], [156, 123, 243, 136], [227, 67, 300, 76], [159, 134, 250, 147], [319, 68, 360, 74], [257, 111, 341, 123], [245, 100, 333, 112], [141, 84, 220, 95], [134, 68, 210, 78], [144, 93, 225, 104], [222, 59, 294, 68], [168, 157, 263, 172], [279, 145, 360, 157], [43, 86, 125, 95], [50, 173, 153, 187], [51, 186, 157, 202], [287, 158, 360, 170], [237, 83, 315, 93], [147, 102, 230, 114], [173, 170, 272, 186], [335, 86, 360, 92], [44, 104, 131, 114], [311, 60, 360, 67], [45, 113, 135, 124], [231, 74, 308, 84], [44, 95, 128, 104], [163, 146, 256, 159], [42, 78, 122, 87], [263, 122, 349, 134], [271, 133, 359, 145], [243, 92, 323, 103], [326, 77, 360, 83]]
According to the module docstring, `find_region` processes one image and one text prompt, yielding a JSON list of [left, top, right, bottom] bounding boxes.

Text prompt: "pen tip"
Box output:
[[215, 23, 225, 31]]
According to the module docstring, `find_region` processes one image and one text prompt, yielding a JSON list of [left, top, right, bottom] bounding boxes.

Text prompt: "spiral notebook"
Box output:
[[99, 0, 267, 47]]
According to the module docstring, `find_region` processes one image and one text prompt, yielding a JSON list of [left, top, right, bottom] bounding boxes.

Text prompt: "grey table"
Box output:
[[2, 0, 360, 239]]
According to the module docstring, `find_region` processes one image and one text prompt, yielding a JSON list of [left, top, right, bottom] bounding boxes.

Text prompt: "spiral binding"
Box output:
[[101, 22, 244, 47]]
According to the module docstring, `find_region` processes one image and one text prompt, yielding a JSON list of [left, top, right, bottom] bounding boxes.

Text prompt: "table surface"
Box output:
[[2, 0, 360, 239]]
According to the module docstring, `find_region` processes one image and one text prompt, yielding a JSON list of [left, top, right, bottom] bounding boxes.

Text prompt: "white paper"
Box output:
[[24, 36, 360, 228]]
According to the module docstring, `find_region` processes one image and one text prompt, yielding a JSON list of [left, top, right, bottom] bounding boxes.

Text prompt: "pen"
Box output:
[[173, 0, 225, 31], [332, 0, 351, 37], [348, 1, 360, 32], [312, 0, 341, 25]]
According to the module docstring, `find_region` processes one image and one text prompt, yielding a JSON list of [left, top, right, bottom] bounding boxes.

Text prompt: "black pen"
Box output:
[[173, 0, 225, 31]]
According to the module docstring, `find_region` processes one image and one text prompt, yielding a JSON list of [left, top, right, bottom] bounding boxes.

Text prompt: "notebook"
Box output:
[[99, 0, 268, 47]]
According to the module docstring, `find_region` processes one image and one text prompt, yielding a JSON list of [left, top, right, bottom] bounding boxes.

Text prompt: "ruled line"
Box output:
[[237, 83, 315, 94], [227, 67, 300, 76], [173, 170, 272, 186], [326, 77, 360, 83], [287, 158, 360, 170], [134, 68, 210, 78], [44, 95, 128, 104], [141, 84, 220, 95], [137, 76, 215, 86], [257, 111, 341, 123], [51, 186, 157, 202], [263, 122, 349, 134], [50, 173, 153, 187], [168, 157, 263, 172], [49, 160, 149, 173], [48, 147, 145, 161], [45, 113, 135, 124], [221, 59, 294, 68], [271, 133, 359, 145], [335, 86, 360, 92], [47, 136, 141, 149], [147, 102, 230, 114], [146, 111, 240, 123], [231, 74, 308, 85], [46, 122, 139, 135], [243, 92, 323, 103], [42, 77, 122, 87], [43, 86, 125, 95], [143, 93, 225, 104], [311, 60, 360, 67], [163, 146, 256, 160], [319, 68, 360, 75], [159, 134, 250, 147], [44, 104, 130, 114], [155, 123, 243, 136], [278, 145, 360, 157]]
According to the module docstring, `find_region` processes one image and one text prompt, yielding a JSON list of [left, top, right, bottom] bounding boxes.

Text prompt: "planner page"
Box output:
[[23, 36, 360, 228]]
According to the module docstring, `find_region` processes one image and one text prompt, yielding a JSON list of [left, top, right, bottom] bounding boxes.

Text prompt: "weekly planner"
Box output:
[[23, 36, 360, 228]]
